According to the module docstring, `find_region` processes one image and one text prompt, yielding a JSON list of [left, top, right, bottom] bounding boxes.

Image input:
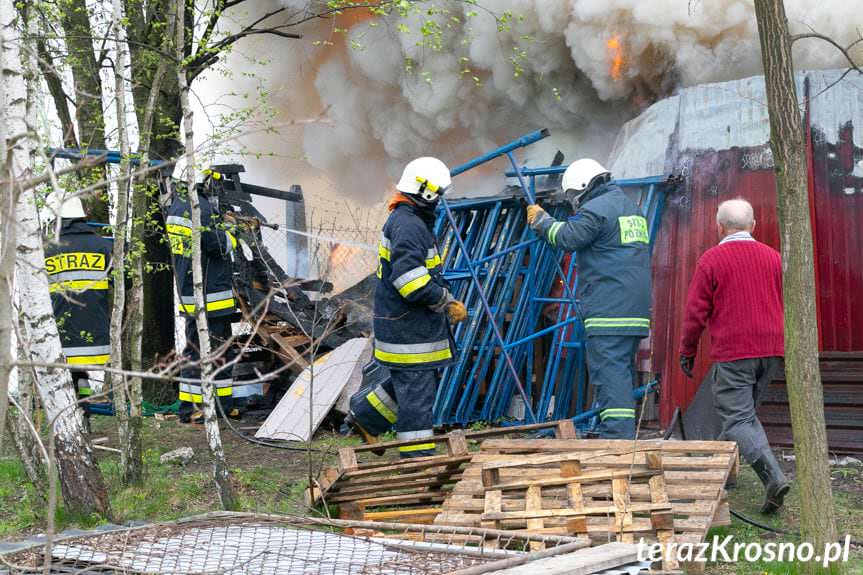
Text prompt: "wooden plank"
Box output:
[[362, 508, 441, 523], [338, 448, 358, 473], [256, 338, 370, 442], [481, 447, 662, 473], [443, 496, 716, 516], [611, 478, 634, 543], [447, 434, 469, 456], [446, 483, 721, 501], [555, 419, 577, 439], [481, 489, 503, 548], [348, 491, 448, 507], [342, 455, 472, 479], [461, 420, 582, 441], [483, 502, 673, 521], [473, 542, 640, 575], [649, 470, 679, 571], [269, 332, 311, 371], [482, 438, 738, 454], [332, 466, 464, 491], [525, 485, 545, 551], [325, 476, 464, 503], [492, 469, 659, 491]]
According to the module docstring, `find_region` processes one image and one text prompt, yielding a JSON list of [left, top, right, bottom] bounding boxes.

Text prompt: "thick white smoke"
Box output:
[[228, 0, 862, 203]]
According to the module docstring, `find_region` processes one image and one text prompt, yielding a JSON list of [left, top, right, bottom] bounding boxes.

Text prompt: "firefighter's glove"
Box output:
[[223, 212, 238, 226], [446, 300, 468, 324], [679, 354, 695, 379], [430, 289, 456, 313], [526, 204, 546, 230]]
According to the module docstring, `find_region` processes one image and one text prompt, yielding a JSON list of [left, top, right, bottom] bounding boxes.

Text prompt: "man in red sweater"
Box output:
[[679, 198, 790, 513]]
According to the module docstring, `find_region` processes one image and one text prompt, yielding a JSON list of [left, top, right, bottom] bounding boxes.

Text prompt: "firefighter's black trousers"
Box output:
[[390, 368, 437, 457], [179, 316, 235, 421]]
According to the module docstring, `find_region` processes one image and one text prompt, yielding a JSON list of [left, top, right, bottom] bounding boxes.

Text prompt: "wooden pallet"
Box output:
[[477, 447, 677, 569], [437, 439, 738, 559], [308, 420, 578, 525]]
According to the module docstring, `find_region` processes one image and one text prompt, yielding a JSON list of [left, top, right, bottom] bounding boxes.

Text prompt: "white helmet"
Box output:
[[396, 157, 452, 204], [561, 158, 611, 199], [44, 191, 86, 220]]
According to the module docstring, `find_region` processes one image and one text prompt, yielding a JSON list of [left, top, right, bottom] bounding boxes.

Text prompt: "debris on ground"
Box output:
[[309, 424, 736, 572], [160, 447, 194, 466], [255, 338, 372, 442]]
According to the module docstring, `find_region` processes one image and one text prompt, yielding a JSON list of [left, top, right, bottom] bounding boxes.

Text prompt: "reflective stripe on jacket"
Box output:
[[167, 194, 237, 318], [373, 202, 454, 369], [534, 183, 651, 337], [178, 377, 233, 403], [44, 219, 113, 365]]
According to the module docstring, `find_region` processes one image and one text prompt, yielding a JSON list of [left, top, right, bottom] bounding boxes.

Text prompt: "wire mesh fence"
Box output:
[[0, 513, 579, 575], [255, 200, 387, 295]]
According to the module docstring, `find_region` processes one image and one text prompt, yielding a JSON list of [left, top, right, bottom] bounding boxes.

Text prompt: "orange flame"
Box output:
[[607, 36, 625, 81], [328, 243, 361, 273]]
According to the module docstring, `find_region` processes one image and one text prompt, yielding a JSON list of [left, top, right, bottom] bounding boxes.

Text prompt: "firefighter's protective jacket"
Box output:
[[167, 194, 237, 317], [532, 183, 651, 337], [373, 202, 454, 369], [44, 219, 113, 365]]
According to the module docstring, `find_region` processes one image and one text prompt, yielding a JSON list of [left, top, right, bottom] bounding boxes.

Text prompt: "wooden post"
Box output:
[[525, 485, 545, 551]]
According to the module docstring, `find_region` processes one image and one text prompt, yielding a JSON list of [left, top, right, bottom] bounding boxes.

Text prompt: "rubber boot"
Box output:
[[751, 449, 791, 514]]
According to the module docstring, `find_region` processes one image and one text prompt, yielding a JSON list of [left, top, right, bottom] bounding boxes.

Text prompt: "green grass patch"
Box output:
[[0, 458, 42, 536]]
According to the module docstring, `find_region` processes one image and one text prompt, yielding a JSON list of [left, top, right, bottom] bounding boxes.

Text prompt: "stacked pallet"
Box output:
[[309, 421, 577, 525], [309, 427, 736, 570], [436, 439, 738, 569]]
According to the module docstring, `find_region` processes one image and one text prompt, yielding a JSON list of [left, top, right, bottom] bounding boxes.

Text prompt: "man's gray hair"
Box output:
[[716, 198, 755, 231]]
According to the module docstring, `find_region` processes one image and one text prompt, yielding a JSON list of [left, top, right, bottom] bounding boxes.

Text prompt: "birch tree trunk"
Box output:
[[2, 7, 45, 491], [8, 329, 46, 492], [753, 0, 838, 568], [175, 0, 236, 510], [106, 0, 142, 484], [7, 0, 109, 513], [16, 189, 110, 516], [0, 13, 14, 448]]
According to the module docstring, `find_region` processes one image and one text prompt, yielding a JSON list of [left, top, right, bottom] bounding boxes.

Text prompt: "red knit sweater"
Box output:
[[679, 236, 784, 362]]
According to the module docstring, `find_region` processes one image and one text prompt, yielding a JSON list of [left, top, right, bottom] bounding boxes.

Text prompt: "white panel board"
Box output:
[[255, 337, 371, 442]]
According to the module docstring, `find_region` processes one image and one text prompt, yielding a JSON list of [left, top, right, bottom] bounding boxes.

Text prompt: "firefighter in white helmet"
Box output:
[[43, 192, 113, 429], [526, 159, 652, 439], [373, 157, 467, 457]]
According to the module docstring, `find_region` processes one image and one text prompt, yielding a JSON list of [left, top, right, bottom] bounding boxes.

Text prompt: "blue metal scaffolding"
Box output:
[[431, 130, 674, 427]]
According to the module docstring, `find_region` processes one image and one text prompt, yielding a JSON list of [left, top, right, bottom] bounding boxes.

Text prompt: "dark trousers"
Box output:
[[179, 315, 234, 419], [390, 369, 437, 455], [72, 370, 92, 417], [711, 357, 781, 462], [586, 335, 641, 439]]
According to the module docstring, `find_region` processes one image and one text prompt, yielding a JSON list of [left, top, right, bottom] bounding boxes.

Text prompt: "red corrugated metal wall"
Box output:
[[653, 147, 780, 424], [655, 118, 863, 426]]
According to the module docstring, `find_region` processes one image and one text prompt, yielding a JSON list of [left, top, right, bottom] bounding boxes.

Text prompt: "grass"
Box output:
[[0, 415, 361, 538], [705, 462, 863, 574], [1, 417, 862, 575]]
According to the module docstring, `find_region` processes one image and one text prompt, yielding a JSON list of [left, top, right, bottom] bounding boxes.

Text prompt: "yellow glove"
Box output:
[[446, 300, 468, 324], [526, 204, 546, 226]]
